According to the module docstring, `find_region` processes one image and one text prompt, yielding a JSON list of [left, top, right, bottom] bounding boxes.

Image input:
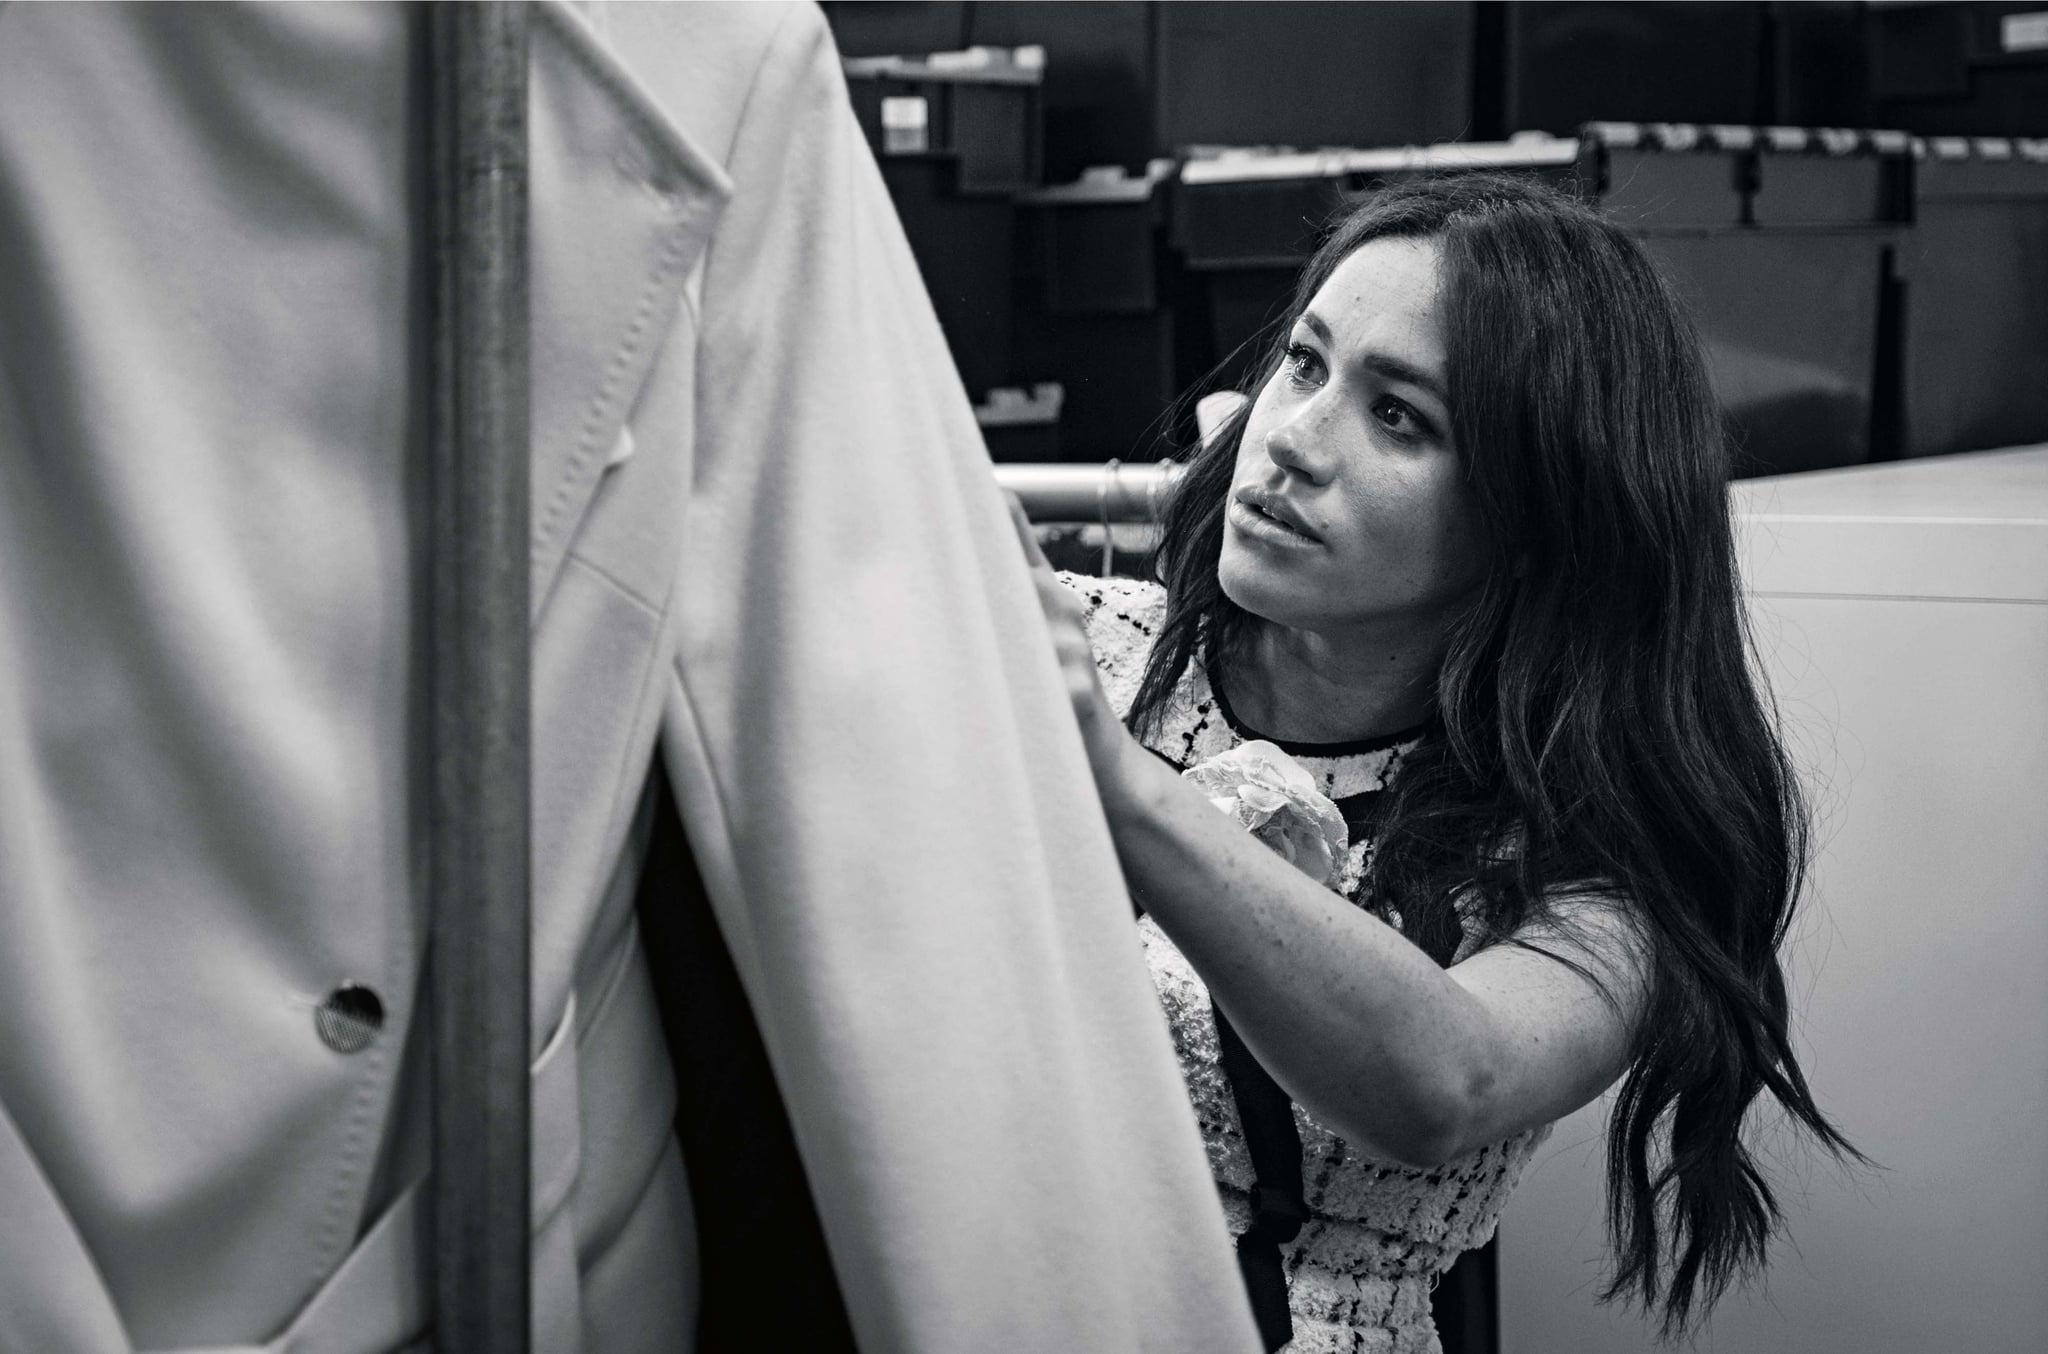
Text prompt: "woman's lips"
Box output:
[[1229, 492, 1319, 546]]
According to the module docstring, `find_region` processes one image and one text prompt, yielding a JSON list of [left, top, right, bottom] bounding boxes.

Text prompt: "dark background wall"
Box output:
[[823, 1, 2048, 478], [828, 2, 2048, 168]]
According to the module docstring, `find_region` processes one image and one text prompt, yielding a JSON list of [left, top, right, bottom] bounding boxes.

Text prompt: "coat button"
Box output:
[[315, 983, 385, 1054]]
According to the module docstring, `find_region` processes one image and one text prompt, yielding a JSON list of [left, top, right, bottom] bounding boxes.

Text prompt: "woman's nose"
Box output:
[[1264, 409, 1331, 484]]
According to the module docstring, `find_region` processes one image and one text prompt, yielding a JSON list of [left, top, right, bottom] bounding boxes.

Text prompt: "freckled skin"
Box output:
[[1219, 238, 1485, 644]]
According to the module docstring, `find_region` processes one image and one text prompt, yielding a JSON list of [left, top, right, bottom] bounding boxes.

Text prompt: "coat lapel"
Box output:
[[526, 2, 729, 622]]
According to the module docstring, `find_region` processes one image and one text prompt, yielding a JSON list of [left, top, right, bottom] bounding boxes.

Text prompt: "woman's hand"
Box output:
[[1003, 493, 1152, 815]]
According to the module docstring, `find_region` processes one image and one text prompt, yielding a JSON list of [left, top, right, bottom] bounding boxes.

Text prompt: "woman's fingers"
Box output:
[[1034, 580, 1095, 666], [1002, 489, 1051, 569], [996, 490, 1127, 774]]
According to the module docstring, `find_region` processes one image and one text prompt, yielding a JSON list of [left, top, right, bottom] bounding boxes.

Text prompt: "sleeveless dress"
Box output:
[[1066, 573, 1552, 1354]]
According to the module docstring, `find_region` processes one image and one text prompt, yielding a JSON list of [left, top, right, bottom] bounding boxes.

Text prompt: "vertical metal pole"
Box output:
[[426, 4, 530, 1349]]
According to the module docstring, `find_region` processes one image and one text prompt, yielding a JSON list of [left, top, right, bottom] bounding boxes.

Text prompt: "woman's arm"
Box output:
[[1112, 750, 1645, 1165], [1010, 500, 1648, 1166]]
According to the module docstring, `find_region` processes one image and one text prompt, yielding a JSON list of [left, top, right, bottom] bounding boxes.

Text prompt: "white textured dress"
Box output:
[[1068, 573, 1553, 1354]]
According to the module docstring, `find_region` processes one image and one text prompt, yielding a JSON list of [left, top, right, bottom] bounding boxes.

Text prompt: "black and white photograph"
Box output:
[[1, 3, 2043, 1352]]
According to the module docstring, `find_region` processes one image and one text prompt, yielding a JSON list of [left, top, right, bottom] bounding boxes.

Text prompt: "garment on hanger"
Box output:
[[0, 4, 1259, 1350]]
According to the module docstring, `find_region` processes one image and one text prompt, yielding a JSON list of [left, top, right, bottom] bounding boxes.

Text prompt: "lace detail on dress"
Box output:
[[1065, 573, 1552, 1354]]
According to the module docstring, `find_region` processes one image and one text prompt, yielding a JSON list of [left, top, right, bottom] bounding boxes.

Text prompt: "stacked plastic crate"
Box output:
[[841, 37, 2046, 481], [1902, 134, 2048, 458], [843, 45, 1062, 461], [1153, 121, 1928, 479]]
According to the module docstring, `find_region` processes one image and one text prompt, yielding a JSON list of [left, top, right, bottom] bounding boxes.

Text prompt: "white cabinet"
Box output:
[[1499, 447, 2048, 1354]]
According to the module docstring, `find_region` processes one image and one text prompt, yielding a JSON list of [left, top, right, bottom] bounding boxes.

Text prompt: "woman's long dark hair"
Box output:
[[1131, 174, 1859, 1338]]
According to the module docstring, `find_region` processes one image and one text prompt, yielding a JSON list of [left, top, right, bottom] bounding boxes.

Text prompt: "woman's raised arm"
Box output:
[[1006, 496, 1648, 1166]]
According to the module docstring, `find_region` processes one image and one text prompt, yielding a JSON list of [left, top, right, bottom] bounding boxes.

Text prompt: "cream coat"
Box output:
[[0, 4, 1259, 1351]]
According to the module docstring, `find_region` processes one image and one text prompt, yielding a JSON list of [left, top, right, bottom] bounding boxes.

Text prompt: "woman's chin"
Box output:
[[1218, 548, 1314, 629]]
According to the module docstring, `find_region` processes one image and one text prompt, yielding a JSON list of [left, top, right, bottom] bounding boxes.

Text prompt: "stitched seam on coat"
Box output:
[[308, 938, 402, 1310], [532, 205, 693, 571], [533, 1, 738, 198]]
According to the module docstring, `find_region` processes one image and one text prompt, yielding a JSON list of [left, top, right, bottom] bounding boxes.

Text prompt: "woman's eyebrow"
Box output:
[[1359, 352, 1449, 407], [1299, 310, 1449, 406], [1298, 310, 1336, 346]]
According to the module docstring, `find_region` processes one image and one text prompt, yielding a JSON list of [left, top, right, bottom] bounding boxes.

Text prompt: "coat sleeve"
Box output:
[[623, 4, 1263, 1351]]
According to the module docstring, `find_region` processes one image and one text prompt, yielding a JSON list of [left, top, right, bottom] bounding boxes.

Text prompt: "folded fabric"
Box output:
[[1184, 741, 1350, 887]]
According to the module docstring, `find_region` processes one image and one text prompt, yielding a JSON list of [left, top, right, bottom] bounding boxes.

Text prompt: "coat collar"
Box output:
[[526, 2, 729, 620]]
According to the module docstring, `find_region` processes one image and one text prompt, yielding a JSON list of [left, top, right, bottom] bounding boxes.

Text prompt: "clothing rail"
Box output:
[[994, 390, 1235, 524], [995, 460, 1185, 523], [424, 5, 531, 1350]]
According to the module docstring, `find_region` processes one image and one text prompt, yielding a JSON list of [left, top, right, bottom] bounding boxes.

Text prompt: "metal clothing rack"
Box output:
[[423, 4, 531, 1350], [994, 389, 1232, 526], [994, 460, 1183, 523]]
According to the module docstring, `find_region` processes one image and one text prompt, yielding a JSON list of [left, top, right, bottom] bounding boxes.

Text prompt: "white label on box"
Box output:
[[880, 96, 929, 156], [881, 96, 929, 130], [2002, 11, 2048, 52]]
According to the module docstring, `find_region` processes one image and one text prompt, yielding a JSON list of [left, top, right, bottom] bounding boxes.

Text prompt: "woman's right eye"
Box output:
[[1282, 343, 1326, 389]]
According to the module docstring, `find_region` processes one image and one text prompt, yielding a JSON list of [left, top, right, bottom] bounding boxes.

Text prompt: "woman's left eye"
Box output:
[[1371, 395, 1428, 438]]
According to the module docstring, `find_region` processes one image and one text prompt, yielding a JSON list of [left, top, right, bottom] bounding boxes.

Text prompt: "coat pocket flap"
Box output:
[[530, 991, 581, 1230]]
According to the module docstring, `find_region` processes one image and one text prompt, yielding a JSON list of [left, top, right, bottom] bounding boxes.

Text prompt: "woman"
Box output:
[[1013, 174, 1857, 1352]]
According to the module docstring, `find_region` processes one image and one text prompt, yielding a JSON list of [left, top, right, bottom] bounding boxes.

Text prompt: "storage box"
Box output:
[[1500, 446, 2048, 1354], [1900, 136, 2048, 457], [843, 47, 1045, 195], [1164, 128, 1893, 476]]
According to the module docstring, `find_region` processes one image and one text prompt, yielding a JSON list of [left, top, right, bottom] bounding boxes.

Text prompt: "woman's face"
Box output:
[[1218, 235, 1485, 640]]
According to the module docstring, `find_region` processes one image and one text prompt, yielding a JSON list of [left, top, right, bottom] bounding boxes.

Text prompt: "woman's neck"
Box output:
[[1224, 615, 1445, 745]]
